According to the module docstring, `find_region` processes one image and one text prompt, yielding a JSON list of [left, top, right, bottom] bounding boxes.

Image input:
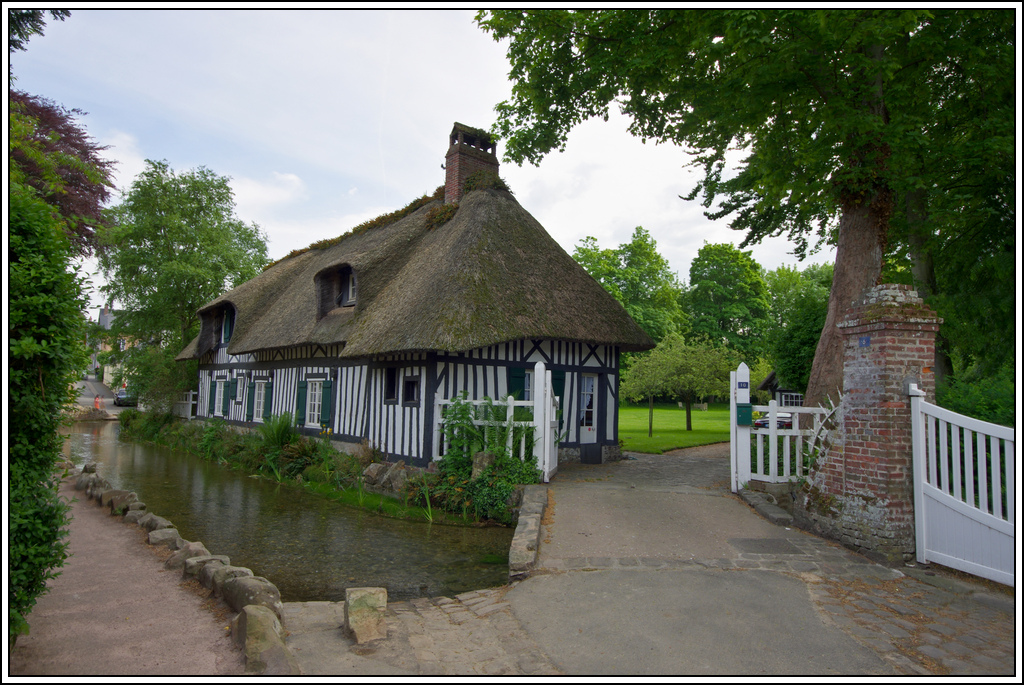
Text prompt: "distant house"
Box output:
[[756, 371, 804, 407], [176, 123, 654, 467], [93, 305, 128, 385]]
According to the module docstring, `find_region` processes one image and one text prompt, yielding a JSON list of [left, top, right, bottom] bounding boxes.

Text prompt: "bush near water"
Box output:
[[116, 400, 540, 526]]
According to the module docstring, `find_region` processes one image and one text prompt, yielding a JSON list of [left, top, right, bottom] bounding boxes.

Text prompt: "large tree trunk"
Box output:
[[803, 42, 891, 410], [803, 196, 887, 409]]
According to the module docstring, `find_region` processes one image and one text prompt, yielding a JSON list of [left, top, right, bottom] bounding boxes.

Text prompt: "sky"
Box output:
[[8, 8, 836, 318]]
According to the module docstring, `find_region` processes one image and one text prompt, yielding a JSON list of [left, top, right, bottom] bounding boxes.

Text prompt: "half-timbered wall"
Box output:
[[195, 340, 620, 466]]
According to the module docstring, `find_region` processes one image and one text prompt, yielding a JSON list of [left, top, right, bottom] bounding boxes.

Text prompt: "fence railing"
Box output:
[[746, 400, 828, 484], [431, 361, 560, 483], [172, 391, 197, 419]]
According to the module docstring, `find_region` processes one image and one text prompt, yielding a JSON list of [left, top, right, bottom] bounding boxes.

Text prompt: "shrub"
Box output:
[[8, 188, 88, 644], [937, 363, 1015, 427], [257, 411, 296, 450]]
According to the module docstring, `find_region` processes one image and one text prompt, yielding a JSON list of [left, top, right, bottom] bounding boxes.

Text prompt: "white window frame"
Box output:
[[305, 380, 323, 428], [214, 380, 225, 417], [523, 370, 533, 401], [580, 375, 595, 428], [253, 381, 266, 422]]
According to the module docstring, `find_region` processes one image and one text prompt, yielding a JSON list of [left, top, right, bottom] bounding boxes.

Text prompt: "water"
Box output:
[[61, 422, 513, 602]]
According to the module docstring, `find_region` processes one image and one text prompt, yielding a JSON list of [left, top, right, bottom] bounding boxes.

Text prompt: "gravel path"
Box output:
[[8, 476, 244, 676]]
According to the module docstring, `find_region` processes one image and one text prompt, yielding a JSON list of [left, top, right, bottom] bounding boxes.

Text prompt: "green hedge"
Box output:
[[8, 188, 88, 644]]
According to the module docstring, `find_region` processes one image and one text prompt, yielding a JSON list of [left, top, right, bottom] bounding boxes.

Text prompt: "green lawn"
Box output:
[[618, 402, 731, 454]]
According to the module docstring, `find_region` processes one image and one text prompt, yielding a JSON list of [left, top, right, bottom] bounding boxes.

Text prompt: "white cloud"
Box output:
[[98, 130, 147, 199], [231, 172, 307, 218]]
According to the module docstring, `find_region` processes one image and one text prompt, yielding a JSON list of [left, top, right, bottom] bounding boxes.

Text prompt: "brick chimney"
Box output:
[[444, 123, 499, 204]]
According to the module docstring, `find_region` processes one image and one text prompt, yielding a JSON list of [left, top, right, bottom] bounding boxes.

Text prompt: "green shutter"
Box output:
[[223, 379, 234, 416], [263, 382, 273, 419], [245, 380, 255, 421], [295, 380, 307, 426], [208, 378, 216, 416], [508, 367, 526, 399], [320, 379, 333, 426], [552, 370, 566, 401]]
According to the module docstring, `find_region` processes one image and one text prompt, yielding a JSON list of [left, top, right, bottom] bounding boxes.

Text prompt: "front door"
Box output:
[[579, 374, 600, 463]]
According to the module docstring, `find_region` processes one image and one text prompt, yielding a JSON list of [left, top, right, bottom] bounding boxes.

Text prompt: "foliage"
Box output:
[[8, 186, 88, 644], [97, 160, 268, 411], [685, 243, 769, 359], [476, 9, 1014, 408], [572, 227, 688, 344], [620, 334, 738, 432], [257, 412, 297, 450], [8, 90, 116, 256], [7, 9, 69, 56], [429, 394, 541, 524], [936, 363, 1015, 428], [763, 263, 832, 392], [425, 202, 458, 230], [462, 170, 512, 194]]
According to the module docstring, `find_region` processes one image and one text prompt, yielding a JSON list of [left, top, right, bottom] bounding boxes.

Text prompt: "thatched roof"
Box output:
[[177, 187, 654, 361]]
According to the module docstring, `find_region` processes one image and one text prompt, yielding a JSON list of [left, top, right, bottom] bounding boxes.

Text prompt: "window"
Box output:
[[579, 375, 595, 427], [235, 376, 246, 401], [403, 375, 420, 406], [317, 265, 357, 318], [253, 382, 266, 421], [306, 380, 323, 427], [524, 370, 533, 401], [214, 380, 225, 416], [221, 308, 234, 343], [384, 367, 398, 402]]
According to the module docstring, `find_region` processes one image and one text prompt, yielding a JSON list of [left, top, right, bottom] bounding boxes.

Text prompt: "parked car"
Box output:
[[113, 388, 137, 406], [753, 412, 792, 429]]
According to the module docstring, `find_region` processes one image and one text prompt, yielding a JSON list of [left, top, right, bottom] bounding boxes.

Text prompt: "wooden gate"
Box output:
[[910, 384, 1015, 586]]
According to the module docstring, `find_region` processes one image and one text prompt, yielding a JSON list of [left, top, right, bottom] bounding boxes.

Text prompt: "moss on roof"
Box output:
[[178, 186, 654, 361]]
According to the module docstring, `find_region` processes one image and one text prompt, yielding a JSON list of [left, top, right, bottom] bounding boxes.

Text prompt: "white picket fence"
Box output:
[[432, 361, 560, 483], [172, 391, 197, 419], [730, 363, 827, 491], [910, 384, 1015, 586]]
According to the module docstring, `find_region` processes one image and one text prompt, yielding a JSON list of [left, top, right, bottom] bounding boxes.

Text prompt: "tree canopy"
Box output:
[[477, 9, 1015, 408], [685, 242, 768, 360], [9, 89, 116, 255], [97, 160, 269, 409], [620, 334, 737, 432], [572, 226, 687, 343]]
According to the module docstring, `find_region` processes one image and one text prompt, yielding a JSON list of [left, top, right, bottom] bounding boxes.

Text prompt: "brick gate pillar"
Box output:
[[798, 284, 942, 563]]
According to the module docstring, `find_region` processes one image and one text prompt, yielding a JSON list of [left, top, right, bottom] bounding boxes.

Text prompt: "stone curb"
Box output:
[[739, 488, 794, 526], [66, 462, 288, 675], [508, 484, 547, 581]]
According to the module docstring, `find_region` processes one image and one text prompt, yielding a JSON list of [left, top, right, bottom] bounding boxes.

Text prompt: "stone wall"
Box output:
[[795, 284, 941, 564]]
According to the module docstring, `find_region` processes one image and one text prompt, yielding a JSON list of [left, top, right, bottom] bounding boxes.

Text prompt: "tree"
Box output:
[[7, 8, 69, 56], [97, 160, 269, 410], [620, 334, 738, 433], [685, 243, 768, 360], [572, 226, 688, 343], [8, 9, 107, 643], [476, 9, 1014, 409], [9, 90, 116, 255], [764, 263, 832, 392]]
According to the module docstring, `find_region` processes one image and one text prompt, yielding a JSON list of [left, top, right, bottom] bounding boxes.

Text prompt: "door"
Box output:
[[579, 373, 600, 464]]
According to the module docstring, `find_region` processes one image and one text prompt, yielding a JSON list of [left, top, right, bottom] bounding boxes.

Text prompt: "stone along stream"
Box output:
[[61, 421, 513, 602]]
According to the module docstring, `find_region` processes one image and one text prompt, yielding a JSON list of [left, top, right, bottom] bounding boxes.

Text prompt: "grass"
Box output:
[[618, 402, 731, 454]]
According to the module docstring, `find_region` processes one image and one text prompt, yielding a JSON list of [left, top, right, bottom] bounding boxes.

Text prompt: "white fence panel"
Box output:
[[433, 361, 560, 483], [172, 391, 197, 419], [911, 384, 1015, 586]]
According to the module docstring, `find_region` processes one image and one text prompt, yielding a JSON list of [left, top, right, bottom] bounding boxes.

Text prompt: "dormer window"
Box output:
[[316, 265, 357, 319], [221, 307, 235, 343]]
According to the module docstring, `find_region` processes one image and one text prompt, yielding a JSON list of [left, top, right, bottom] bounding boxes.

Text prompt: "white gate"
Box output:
[[730, 363, 825, 492], [433, 361, 560, 482], [910, 384, 1015, 586]]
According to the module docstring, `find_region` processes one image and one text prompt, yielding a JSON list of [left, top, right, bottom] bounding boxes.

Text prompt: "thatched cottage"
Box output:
[[177, 123, 654, 467]]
